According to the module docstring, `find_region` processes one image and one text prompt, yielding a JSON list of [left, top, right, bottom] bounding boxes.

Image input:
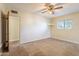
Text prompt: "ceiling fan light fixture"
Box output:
[[39, 3, 63, 15], [48, 11, 52, 14]]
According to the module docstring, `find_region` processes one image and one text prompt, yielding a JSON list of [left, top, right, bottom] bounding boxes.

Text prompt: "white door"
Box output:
[[9, 16, 20, 42]]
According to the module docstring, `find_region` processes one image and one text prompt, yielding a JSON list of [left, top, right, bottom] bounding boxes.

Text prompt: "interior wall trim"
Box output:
[[52, 37, 79, 45]]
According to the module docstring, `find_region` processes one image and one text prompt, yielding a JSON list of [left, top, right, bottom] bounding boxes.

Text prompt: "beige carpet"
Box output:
[[1, 38, 79, 56]]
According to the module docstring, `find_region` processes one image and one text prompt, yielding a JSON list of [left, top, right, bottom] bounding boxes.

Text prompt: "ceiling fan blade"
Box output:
[[37, 8, 47, 12], [54, 6, 63, 9], [41, 10, 48, 13], [41, 9, 48, 13], [40, 8, 47, 11]]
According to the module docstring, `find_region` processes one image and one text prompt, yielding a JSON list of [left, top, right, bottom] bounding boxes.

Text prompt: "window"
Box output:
[[57, 20, 64, 29], [57, 20, 72, 29]]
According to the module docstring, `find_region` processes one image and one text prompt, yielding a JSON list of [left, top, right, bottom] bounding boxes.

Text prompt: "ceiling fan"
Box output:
[[40, 3, 63, 14]]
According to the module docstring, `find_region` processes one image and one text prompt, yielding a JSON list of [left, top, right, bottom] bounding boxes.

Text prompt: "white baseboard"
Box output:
[[52, 37, 79, 45], [9, 39, 19, 42], [20, 37, 51, 44]]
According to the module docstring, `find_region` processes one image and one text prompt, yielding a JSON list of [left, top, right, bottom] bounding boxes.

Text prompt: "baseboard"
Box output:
[[9, 40, 19, 43], [52, 37, 79, 45], [9, 40, 19, 42], [20, 37, 79, 45], [20, 37, 51, 44]]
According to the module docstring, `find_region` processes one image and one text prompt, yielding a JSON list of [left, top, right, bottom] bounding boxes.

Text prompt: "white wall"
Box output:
[[52, 12, 79, 44], [20, 13, 51, 43], [0, 4, 51, 44]]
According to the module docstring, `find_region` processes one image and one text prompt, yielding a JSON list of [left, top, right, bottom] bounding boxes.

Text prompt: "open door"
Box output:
[[1, 11, 9, 52], [9, 16, 20, 42]]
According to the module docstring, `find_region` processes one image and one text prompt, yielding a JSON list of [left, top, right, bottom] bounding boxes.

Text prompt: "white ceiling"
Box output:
[[4, 3, 79, 18]]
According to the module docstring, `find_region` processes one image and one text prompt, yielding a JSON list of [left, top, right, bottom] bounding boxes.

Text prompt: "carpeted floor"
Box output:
[[1, 38, 79, 56]]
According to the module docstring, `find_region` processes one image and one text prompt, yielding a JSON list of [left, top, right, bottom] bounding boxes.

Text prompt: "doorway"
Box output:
[[9, 16, 20, 46], [1, 12, 9, 52]]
